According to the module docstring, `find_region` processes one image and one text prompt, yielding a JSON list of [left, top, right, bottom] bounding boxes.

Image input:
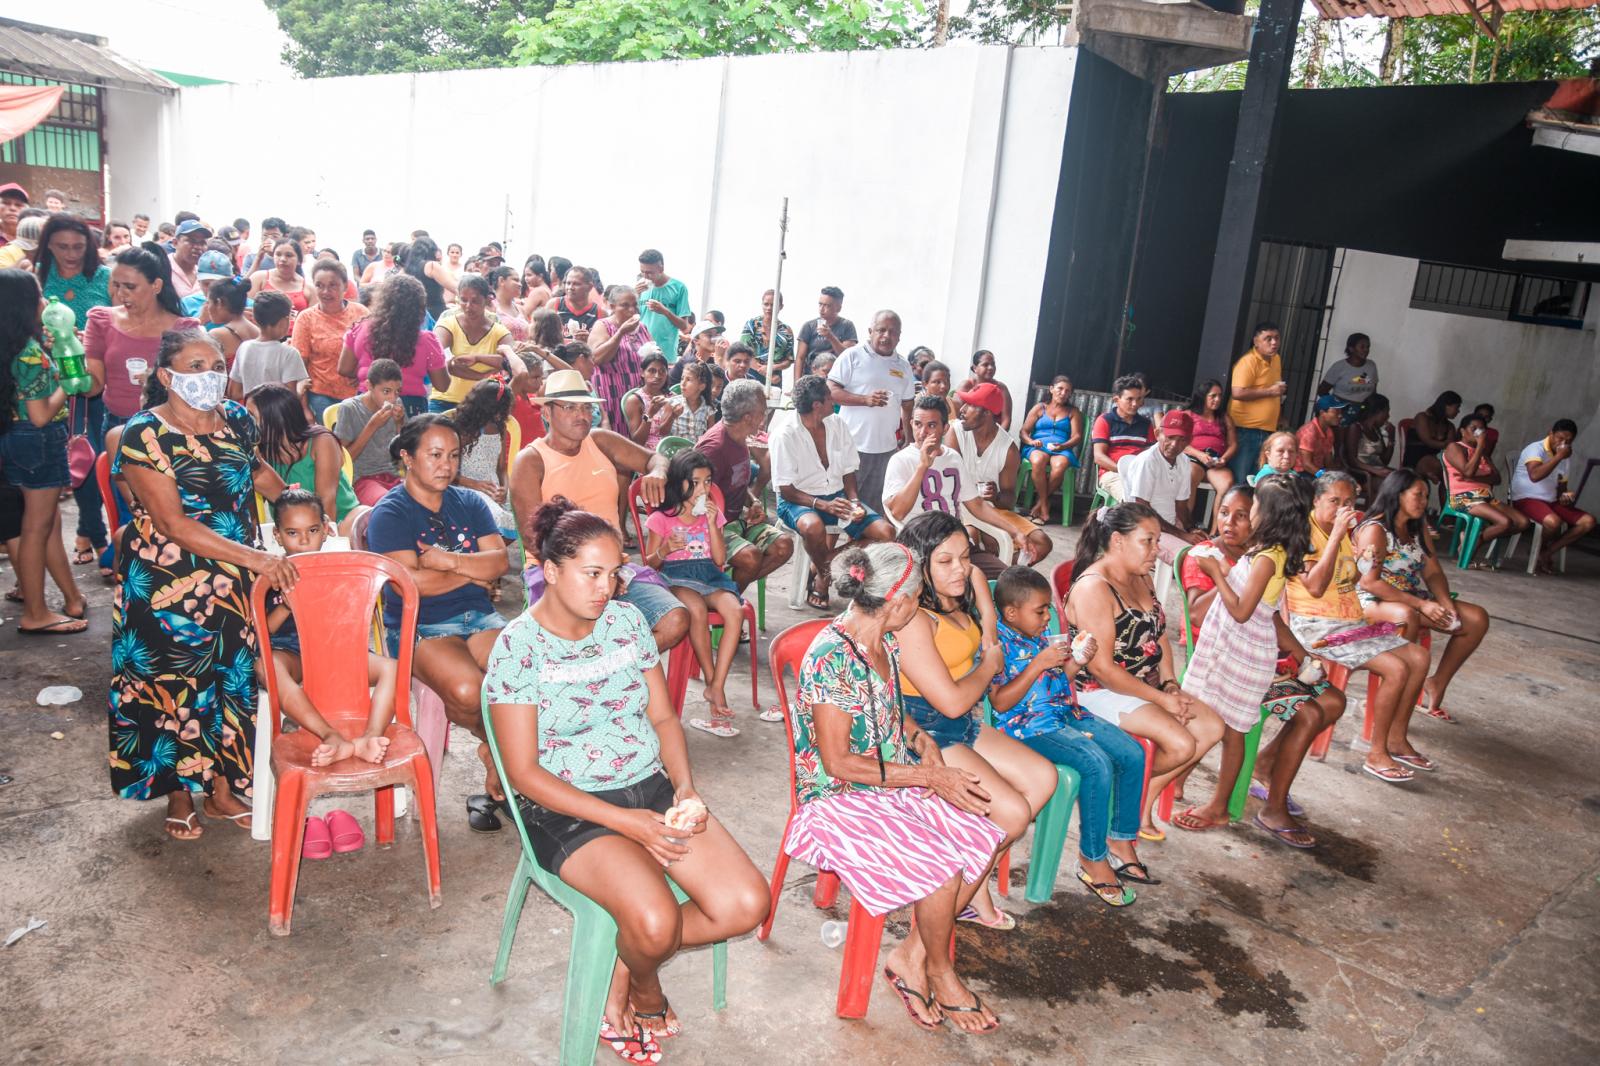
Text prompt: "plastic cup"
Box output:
[[125, 357, 148, 384]]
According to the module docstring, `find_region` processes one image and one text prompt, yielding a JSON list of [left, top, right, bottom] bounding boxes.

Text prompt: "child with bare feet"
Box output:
[[262, 489, 398, 768], [643, 449, 744, 738]]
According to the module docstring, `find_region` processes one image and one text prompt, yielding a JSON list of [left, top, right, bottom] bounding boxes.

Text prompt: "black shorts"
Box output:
[[519, 770, 675, 875]]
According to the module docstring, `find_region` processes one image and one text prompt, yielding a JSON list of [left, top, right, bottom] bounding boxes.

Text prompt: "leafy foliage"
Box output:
[[938, 0, 1075, 45], [510, 0, 925, 65], [263, 0, 552, 78]]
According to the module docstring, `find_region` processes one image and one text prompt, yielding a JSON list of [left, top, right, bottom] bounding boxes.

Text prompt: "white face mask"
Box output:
[[166, 369, 228, 411]]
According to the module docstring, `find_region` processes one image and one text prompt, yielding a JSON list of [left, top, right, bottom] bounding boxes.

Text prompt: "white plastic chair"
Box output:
[[1499, 456, 1568, 574]]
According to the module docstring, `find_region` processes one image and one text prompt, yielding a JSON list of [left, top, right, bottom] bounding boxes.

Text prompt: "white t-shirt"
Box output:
[[1511, 438, 1566, 503], [827, 343, 916, 454], [231, 338, 308, 397], [770, 413, 860, 497], [951, 422, 1016, 490], [1123, 445, 1191, 525], [882, 444, 977, 526], [1319, 358, 1379, 405]]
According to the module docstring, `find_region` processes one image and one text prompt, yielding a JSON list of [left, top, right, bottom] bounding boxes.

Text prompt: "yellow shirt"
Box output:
[[1285, 518, 1359, 620], [1227, 347, 1282, 431], [431, 313, 511, 404], [1255, 545, 1288, 607]]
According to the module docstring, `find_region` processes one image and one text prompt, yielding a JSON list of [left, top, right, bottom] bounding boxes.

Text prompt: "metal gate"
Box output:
[[1245, 240, 1333, 429]]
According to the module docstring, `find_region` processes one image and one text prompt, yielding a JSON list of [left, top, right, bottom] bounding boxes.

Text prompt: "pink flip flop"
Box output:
[[302, 815, 332, 860], [325, 809, 366, 853]]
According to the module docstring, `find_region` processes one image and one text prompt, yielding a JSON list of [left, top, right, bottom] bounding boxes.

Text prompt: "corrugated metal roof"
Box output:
[[0, 17, 176, 95], [1312, 0, 1596, 20]]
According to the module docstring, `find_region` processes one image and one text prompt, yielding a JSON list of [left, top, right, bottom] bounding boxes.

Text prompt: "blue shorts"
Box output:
[[776, 491, 882, 540], [270, 632, 302, 656], [0, 420, 70, 490], [619, 579, 687, 630], [1026, 446, 1078, 468], [902, 694, 982, 750], [427, 398, 458, 414], [387, 607, 504, 656]]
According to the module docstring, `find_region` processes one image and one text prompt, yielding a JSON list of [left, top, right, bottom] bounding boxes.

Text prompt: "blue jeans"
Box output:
[[401, 395, 429, 418], [427, 398, 457, 414], [307, 392, 340, 422], [71, 394, 107, 545], [1232, 427, 1270, 487], [1016, 718, 1144, 863]]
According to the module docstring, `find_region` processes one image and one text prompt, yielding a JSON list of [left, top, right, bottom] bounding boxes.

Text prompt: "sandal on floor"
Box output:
[[1077, 868, 1135, 908], [303, 815, 332, 859], [1392, 752, 1437, 773], [1108, 856, 1160, 885], [1252, 813, 1316, 849], [3, 588, 21, 603], [1362, 762, 1414, 784], [758, 706, 785, 723], [631, 998, 680, 1040], [934, 992, 1000, 1034], [1171, 806, 1224, 832], [466, 793, 503, 832], [1247, 781, 1306, 818], [17, 617, 88, 635], [957, 905, 1016, 930], [164, 813, 202, 840], [1418, 692, 1457, 723], [598, 1019, 661, 1064], [806, 587, 830, 611], [325, 809, 365, 852], [1138, 825, 1166, 842], [688, 717, 739, 738], [882, 967, 942, 1030], [72, 546, 98, 566]]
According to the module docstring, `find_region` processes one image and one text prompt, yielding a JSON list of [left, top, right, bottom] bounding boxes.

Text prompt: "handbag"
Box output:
[[67, 396, 95, 488]]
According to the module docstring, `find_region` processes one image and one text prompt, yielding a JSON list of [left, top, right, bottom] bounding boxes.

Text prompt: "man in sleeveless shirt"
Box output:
[[509, 370, 689, 653], [546, 265, 603, 344], [948, 382, 1052, 567]]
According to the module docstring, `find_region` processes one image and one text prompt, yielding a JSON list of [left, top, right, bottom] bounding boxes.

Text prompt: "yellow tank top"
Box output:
[[900, 609, 982, 698], [431, 313, 511, 404]]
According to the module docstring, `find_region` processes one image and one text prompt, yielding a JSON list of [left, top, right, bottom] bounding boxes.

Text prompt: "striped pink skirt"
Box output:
[[1182, 597, 1279, 733], [785, 788, 1007, 917]]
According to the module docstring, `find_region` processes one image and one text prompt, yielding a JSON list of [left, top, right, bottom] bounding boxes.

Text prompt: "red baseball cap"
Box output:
[[955, 381, 1004, 419], [1160, 410, 1194, 437], [0, 182, 29, 203]]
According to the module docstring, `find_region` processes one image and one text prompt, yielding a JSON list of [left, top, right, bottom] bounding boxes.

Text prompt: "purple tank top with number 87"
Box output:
[[919, 463, 963, 515]]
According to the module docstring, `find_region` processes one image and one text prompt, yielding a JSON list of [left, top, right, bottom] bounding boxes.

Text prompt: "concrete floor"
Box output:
[[3, 511, 1598, 1065]]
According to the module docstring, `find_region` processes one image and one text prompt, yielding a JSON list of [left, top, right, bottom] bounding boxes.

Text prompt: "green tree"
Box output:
[[264, 0, 552, 78], [510, 0, 924, 65], [939, 0, 1074, 45]]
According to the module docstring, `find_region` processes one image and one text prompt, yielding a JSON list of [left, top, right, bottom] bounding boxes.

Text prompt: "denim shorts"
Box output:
[[270, 632, 302, 656], [387, 607, 504, 656], [0, 420, 71, 490], [776, 491, 883, 541], [518, 770, 674, 875], [902, 694, 982, 750], [619, 579, 686, 629]]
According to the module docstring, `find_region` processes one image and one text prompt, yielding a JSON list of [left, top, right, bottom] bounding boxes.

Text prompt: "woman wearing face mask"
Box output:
[[110, 328, 298, 841], [291, 259, 367, 421]]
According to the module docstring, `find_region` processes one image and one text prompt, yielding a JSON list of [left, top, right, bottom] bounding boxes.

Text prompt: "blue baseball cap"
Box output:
[[197, 250, 234, 280], [175, 219, 213, 240], [1314, 394, 1348, 413]]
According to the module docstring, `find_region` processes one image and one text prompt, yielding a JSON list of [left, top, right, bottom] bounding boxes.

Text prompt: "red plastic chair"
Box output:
[[249, 551, 440, 936], [626, 479, 759, 714], [757, 619, 893, 1019], [95, 450, 124, 547], [1051, 559, 1074, 619]]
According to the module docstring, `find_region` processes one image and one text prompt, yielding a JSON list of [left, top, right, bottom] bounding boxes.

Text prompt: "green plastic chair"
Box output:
[[1439, 503, 1487, 569], [656, 435, 694, 458], [481, 692, 728, 1066], [1016, 453, 1077, 526], [1171, 548, 1273, 823]]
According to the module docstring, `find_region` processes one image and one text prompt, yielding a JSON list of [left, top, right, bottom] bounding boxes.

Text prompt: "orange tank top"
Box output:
[[533, 435, 620, 533]]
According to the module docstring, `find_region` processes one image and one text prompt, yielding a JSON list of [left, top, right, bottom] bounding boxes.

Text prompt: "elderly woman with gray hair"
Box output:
[[787, 540, 1007, 1033]]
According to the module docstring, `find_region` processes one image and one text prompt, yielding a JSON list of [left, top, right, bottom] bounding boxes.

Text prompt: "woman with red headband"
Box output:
[[788, 540, 1007, 1034]]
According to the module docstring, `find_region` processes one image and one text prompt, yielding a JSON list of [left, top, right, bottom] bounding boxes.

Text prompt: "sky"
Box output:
[[0, 0, 293, 82]]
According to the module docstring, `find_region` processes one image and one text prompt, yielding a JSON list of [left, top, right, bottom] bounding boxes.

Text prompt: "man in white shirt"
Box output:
[[1124, 409, 1206, 563], [827, 309, 916, 514], [882, 395, 1031, 573], [1510, 417, 1594, 574], [771, 374, 896, 608], [948, 382, 1052, 567]]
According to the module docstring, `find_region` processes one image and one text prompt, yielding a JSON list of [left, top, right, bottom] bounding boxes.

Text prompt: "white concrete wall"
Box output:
[[1319, 249, 1600, 506], [146, 45, 1077, 409], [103, 88, 174, 225]]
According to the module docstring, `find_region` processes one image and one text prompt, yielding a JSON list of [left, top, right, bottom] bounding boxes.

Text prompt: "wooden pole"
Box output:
[[766, 197, 789, 398]]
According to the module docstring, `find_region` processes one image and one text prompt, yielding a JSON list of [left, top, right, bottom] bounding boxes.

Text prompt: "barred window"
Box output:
[[1410, 261, 1588, 329]]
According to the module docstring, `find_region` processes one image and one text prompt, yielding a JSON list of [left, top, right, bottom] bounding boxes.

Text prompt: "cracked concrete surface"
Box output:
[[2, 516, 1596, 1064]]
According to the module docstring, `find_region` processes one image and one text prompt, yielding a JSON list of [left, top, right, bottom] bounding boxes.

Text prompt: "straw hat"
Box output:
[[533, 369, 602, 404]]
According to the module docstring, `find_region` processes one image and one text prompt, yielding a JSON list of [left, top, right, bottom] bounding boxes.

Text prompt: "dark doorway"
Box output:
[[1245, 240, 1332, 428]]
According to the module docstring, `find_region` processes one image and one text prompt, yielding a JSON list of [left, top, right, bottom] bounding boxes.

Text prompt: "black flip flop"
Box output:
[[882, 967, 942, 1030], [1110, 857, 1160, 885], [18, 617, 88, 636], [935, 992, 1000, 1034], [466, 793, 503, 833]]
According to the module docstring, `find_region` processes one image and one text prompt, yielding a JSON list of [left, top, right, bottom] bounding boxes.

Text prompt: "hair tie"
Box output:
[[1096, 505, 1110, 523], [232, 274, 244, 284], [848, 564, 865, 580]]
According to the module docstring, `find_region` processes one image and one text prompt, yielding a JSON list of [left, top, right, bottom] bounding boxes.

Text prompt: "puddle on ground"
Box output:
[[955, 901, 1307, 1028], [1581, 795, 1600, 815], [1198, 872, 1266, 921], [1304, 824, 1378, 883]]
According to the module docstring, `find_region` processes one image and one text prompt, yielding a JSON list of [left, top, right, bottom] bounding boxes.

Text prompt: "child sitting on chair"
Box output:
[[263, 489, 399, 766]]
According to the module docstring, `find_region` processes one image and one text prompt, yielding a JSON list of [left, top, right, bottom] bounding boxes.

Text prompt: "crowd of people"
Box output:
[[1, 188, 1594, 1056]]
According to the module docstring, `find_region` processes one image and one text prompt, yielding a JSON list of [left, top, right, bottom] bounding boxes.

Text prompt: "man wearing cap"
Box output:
[[0, 182, 28, 247], [827, 309, 916, 514], [669, 318, 726, 389], [0, 214, 42, 270], [1296, 395, 1347, 475], [168, 220, 212, 299], [510, 369, 689, 654], [949, 381, 1053, 568], [635, 248, 692, 362], [1124, 409, 1206, 562]]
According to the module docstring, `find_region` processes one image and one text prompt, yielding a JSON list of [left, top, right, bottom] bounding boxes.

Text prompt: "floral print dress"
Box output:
[[108, 401, 262, 801]]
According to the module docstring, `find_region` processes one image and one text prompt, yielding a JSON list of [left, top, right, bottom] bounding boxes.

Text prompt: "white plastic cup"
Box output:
[[820, 920, 847, 949], [125, 357, 148, 384]]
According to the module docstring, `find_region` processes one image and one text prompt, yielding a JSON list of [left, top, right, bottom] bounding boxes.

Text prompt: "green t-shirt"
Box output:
[[42, 264, 111, 328], [11, 339, 66, 423], [791, 623, 910, 806], [638, 277, 691, 362], [272, 444, 359, 520]]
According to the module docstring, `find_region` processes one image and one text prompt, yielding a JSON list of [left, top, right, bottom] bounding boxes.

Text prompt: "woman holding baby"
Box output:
[[484, 497, 769, 1064]]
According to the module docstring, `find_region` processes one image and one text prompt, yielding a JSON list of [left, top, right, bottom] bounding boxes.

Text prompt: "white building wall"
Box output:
[[102, 88, 173, 225], [148, 45, 1077, 409], [1319, 249, 1600, 506]]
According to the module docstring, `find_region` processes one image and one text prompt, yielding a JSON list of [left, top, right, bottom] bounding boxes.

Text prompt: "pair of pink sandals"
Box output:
[[302, 810, 365, 859]]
